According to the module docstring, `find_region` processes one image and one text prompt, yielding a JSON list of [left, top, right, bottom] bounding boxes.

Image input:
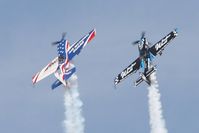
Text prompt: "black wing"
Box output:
[[149, 29, 178, 56], [114, 57, 141, 85]]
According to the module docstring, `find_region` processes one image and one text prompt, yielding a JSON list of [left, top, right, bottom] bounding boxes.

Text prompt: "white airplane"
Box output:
[[32, 29, 96, 89]]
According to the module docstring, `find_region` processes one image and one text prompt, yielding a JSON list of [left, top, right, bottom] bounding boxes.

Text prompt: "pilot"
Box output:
[[58, 56, 65, 63]]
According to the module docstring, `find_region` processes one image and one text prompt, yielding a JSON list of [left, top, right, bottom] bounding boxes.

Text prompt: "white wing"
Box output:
[[32, 57, 59, 84]]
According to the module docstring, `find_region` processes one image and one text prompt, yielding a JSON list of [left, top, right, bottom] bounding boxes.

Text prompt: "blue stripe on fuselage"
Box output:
[[140, 59, 145, 71]]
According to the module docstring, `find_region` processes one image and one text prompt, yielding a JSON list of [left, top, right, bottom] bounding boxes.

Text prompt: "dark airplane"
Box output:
[[114, 29, 178, 86]]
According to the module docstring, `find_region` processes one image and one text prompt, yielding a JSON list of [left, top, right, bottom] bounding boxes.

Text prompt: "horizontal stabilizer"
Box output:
[[145, 67, 156, 78], [51, 80, 62, 90], [134, 76, 143, 87], [134, 67, 156, 86]]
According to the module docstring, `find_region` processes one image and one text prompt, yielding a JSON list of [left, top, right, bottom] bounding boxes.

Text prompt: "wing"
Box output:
[[68, 29, 96, 61], [114, 57, 141, 85], [32, 57, 59, 84], [149, 29, 178, 56]]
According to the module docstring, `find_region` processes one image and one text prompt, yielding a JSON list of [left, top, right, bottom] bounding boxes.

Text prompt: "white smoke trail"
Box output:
[[148, 72, 168, 133], [63, 74, 85, 133]]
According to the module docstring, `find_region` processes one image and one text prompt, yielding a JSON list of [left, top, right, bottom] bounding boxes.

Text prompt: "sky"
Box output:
[[0, 0, 199, 133]]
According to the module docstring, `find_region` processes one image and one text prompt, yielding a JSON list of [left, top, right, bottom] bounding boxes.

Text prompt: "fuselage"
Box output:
[[138, 38, 151, 73]]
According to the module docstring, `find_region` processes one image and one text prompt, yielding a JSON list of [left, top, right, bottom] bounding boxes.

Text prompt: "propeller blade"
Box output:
[[52, 41, 61, 45], [132, 40, 140, 45], [61, 32, 66, 40], [141, 31, 145, 39]]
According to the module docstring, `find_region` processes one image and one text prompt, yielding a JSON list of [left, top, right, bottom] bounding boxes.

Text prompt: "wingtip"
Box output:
[[174, 28, 178, 33], [87, 28, 96, 43], [113, 78, 118, 89], [32, 75, 36, 84], [93, 28, 96, 35], [32, 72, 40, 85]]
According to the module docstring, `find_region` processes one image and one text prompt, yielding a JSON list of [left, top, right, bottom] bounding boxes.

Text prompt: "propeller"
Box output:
[[132, 31, 146, 46], [131, 31, 154, 48], [61, 32, 66, 40], [52, 32, 66, 45], [141, 32, 153, 46]]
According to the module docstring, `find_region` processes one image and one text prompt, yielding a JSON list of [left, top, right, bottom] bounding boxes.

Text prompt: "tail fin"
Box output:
[[134, 67, 156, 86], [52, 63, 76, 89], [62, 64, 76, 81]]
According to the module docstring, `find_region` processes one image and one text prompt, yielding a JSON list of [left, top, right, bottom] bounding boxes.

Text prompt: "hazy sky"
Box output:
[[0, 0, 199, 133]]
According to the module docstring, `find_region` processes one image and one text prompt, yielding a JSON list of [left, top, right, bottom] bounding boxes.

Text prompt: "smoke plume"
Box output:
[[148, 72, 168, 133], [63, 74, 85, 133]]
